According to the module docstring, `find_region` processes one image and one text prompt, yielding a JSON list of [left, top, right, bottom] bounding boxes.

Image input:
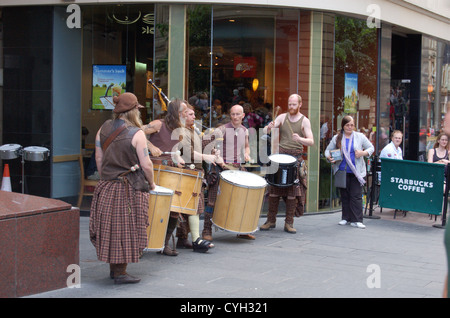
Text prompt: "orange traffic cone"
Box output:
[[1, 164, 12, 192]]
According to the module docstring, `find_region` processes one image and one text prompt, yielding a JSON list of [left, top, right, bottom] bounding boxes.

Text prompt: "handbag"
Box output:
[[299, 160, 307, 178], [334, 168, 347, 188]]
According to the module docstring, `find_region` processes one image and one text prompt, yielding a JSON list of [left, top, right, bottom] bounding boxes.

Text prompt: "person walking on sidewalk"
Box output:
[[260, 94, 314, 234], [89, 92, 156, 284], [325, 115, 373, 229]]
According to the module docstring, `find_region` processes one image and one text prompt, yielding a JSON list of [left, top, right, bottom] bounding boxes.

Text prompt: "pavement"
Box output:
[[26, 205, 448, 300]]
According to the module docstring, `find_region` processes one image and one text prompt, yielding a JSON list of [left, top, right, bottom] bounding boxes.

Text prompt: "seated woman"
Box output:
[[428, 132, 450, 165]]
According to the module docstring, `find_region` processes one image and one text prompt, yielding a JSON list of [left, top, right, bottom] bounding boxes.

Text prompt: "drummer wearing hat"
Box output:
[[261, 94, 314, 234], [89, 92, 156, 285]]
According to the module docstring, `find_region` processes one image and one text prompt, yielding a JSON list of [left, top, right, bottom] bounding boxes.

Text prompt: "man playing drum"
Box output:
[[178, 104, 220, 252], [260, 94, 314, 233], [202, 104, 254, 241], [144, 99, 186, 256]]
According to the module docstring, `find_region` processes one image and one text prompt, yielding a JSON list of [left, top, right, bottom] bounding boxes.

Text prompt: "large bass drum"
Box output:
[[212, 170, 267, 234]]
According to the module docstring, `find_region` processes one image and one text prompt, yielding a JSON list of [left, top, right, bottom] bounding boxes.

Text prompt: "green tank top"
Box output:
[[279, 114, 305, 151]]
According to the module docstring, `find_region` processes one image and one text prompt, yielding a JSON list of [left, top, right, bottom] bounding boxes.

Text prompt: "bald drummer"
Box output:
[[202, 104, 253, 241]]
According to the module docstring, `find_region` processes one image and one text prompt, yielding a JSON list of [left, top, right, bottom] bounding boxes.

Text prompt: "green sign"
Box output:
[[379, 158, 445, 215]]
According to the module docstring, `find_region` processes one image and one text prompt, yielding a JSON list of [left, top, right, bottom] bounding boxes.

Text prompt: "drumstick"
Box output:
[[162, 151, 181, 156], [273, 105, 281, 120]]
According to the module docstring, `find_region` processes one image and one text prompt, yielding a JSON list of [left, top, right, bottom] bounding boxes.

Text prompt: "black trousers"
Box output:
[[340, 173, 363, 223]]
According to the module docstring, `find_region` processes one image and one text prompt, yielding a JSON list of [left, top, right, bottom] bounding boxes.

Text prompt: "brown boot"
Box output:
[[176, 219, 192, 249], [160, 217, 178, 256], [162, 233, 178, 256], [284, 198, 297, 234], [284, 222, 297, 234], [260, 196, 279, 231], [113, 264, 141, 284], [202, 210, 213, 241]]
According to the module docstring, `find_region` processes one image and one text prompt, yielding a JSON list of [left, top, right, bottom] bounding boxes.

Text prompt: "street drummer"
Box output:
[[177, 104, 221, 252], [202, 104, 255, 241], [144, 99, 187, 256], [260, 94, 314, 234]]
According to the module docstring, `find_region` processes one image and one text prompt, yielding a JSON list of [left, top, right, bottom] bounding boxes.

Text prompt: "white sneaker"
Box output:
[[338, 220, 348, 226], [350, 222, 366, 229]]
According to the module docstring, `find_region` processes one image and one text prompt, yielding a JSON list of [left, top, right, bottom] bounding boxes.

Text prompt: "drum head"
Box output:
[[220, 170, 267, 188], [150, 185, 174, 195], [268, 154, 297, 164], [0, 143, 21, 151], [23, 146, 49, 152]]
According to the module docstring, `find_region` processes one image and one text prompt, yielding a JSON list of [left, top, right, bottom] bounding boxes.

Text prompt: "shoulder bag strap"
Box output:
[[102, 123, 127, 152]]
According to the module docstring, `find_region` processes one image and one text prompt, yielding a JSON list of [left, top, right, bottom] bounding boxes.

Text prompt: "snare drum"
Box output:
[[145, 185, 173, 251], [265, 154, 298, 187], [0, 144, 22, 160], [153, 164, 203, 215], [212, 170, 267, 234], [22, 146, 50, 161]]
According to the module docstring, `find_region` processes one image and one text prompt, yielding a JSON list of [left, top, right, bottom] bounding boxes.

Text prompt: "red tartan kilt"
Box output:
[[89, 180, 149, 264]]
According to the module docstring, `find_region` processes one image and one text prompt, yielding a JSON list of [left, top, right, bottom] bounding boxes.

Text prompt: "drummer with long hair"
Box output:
[[144, 99, 187, 256], [261, 94, 314, 234], [89, 92, 156, 284]]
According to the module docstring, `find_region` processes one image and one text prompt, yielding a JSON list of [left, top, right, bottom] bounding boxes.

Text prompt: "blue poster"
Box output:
[[92, 65, 127, 110], [344, 73, 358, 113]]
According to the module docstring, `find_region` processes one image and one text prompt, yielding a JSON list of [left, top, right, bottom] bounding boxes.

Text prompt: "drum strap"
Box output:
[[102, 123, 127, 152]]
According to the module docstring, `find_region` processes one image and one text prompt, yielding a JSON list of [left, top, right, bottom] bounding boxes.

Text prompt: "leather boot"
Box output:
[[202, 210, 213, 241], [160, 217, 178, 256], [284, 198, 297, 234], [113, 263, 141, 284], [260, 196, 279, 230], [176, 218, 192, 249]]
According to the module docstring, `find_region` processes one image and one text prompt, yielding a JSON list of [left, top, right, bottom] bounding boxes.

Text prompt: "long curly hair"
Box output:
[[164, 99, 183, 132]]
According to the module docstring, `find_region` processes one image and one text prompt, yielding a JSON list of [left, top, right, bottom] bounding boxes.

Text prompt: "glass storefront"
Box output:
[[78, 4, 381, 212], [72, 3, 448, 212]]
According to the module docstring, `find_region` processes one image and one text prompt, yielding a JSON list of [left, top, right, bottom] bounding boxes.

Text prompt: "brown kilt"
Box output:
[[89, 180, 149, 264], [268, 147, 307, 216]]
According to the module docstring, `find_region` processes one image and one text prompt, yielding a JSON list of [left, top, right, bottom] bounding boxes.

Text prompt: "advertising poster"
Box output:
[[92, 65, 126, 110], [344, 72, 358, 113], [233, 56, 257, 78]]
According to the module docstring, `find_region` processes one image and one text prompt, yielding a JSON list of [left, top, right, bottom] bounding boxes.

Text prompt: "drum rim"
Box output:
[[219, 170, 267, 189], [150, 189, 174, 195], [153, 164, 204, 177], [211, 220, 257, 234]]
